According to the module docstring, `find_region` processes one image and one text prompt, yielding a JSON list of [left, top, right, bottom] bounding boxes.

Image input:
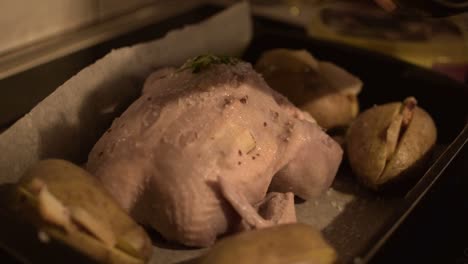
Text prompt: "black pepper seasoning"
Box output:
[[240, 95, 248, 104]]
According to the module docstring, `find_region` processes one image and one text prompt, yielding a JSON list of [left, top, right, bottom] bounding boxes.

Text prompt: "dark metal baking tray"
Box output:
[[1, 4, 467, 264], [244, 19, 468, 263]]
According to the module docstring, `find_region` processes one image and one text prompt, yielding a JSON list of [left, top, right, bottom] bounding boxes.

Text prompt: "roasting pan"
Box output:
[[0, 4, 467, 264]]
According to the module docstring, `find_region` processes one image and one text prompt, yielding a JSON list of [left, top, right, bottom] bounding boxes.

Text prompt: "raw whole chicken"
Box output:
[[87, 56, 343, 247]]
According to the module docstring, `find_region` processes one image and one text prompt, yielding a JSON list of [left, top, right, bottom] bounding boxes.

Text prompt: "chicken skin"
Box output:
[[87, 57, 343, 247]]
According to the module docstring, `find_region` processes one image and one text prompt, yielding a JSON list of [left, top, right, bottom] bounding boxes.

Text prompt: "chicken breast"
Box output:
[[87, 58, 343, 247]]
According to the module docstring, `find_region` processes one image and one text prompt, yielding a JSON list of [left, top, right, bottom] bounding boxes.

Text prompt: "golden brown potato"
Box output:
[[346, 97, 437, 190], [196, 223, 337, 264], [14, 159, 153, 264], [255, 49, 362, 129]]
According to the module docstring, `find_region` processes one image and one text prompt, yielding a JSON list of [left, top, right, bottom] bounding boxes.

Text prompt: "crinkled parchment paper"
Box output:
[[0, 2, 405, 264]]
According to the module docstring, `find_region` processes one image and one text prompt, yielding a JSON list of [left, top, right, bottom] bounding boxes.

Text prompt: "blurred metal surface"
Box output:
[[0, 1, 215, 129], [0, 1, 203, 80]]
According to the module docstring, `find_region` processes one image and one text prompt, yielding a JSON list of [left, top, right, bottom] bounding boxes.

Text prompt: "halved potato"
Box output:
[[346, 97, 437, 190], [255, 48, 362, 129], [196, 223, 336, 264], [13, 159, 153, 264]]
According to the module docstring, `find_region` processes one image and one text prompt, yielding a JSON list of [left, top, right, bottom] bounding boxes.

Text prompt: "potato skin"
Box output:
[[379, 107, 437, 184], [346, 101, 437, 190], [197, 224, 336, 264], [301, 92, 359, 132], [15, 159, 152, 264], [346, 103, 401, 189], [255, 49, 361, 130]]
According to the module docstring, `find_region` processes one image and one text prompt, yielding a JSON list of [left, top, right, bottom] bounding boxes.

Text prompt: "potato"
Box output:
[[196, 223, 337, 264], [346, 97, 437, 190], [255, 48, 362, 129], [13, 159, 153, 264]]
